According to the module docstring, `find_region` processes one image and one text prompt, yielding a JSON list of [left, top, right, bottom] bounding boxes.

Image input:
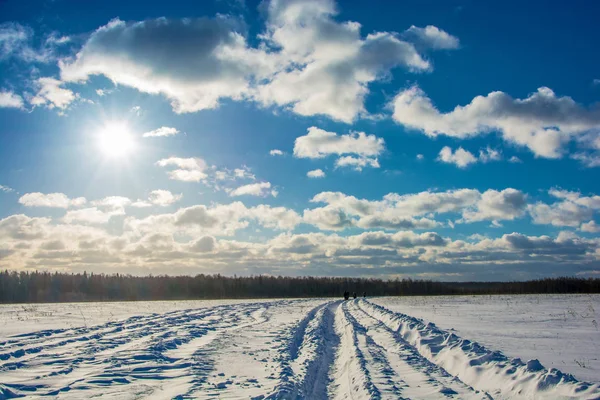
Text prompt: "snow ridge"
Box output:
[[359, 300, 600, 400]]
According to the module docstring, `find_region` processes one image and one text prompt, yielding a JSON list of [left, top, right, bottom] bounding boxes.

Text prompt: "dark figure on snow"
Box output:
[[363, 292, 366, 298], [353, 292, 357, 299], [344, 291, 349, 300]]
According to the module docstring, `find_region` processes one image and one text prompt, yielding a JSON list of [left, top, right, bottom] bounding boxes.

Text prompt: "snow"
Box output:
[[371, 294, 600, 383], [1, 295, 599, 399]]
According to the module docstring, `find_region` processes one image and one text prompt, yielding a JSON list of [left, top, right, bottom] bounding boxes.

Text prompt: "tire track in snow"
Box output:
[[329, 300, 380, 400], [359, 299, 600, 400], [347, 300, 490, 400], [265, 300, 339, 399], [0, 302, 269, 398]]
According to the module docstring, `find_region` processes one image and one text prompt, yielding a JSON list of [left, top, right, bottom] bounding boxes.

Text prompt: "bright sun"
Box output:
[[97, 122, 136, 158]]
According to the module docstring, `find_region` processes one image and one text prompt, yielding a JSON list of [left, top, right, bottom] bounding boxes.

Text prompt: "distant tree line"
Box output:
[[0, 270, 599, 303]]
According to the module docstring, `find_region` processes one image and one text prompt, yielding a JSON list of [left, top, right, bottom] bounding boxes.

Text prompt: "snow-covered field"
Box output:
[[1, 296, 599, 399]]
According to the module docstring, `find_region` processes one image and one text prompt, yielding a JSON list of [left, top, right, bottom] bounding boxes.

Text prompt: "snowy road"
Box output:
[[1, 299, 599, 399]]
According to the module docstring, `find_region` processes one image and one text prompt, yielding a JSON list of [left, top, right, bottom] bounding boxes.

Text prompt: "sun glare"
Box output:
[[97, 122, 136, 158]]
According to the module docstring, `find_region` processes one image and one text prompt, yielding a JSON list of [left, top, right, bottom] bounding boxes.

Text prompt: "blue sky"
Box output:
[[1, 0, 599, 280]]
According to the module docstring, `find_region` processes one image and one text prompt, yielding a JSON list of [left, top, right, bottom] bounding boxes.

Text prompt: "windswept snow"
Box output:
[[1, 296, 599, 399]]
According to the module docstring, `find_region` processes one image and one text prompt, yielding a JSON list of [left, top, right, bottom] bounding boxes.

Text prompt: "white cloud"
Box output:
[[58, 1, 441, 122], [403, 25, 460, 49], [0, 184, 14, 193], [0, 22, 62, 63], [581, 220, 600, 233], [461, 189, 528, 223], [249, 205, 301, 231], [142, 126, 180, 137], [156, 157, 208, 182], [19, 192, 86, 208], [30, 77, 76, 110], [1, 207, 599, 278], [294, 127, 384, 158], [125, 201, 300, 237], [294, 126, 384, 170], [228, 182, 274, 197], [270, 149, 284, 156], [90, 196, 131, 214], [147, 190, 182, 206], [438, 145, 503, 168], [571, 152, 600, 168], [593, 79, 600, 86], [307, 188, 530, 230], [254, 0, 431, 122], [529, 189, 600, 228], [307, 169, 325, 178], [478, 147, 502, 163], [0, 91, 24, 108], [63, 207, 115, 224], [60, 17, 268, 113], [437, 146, 477, 168], [392, 85, 600, 159], [303, 206, 354, 230], [416, 154, 424, 160], [334, 155, 380, 170], [131, 200, 152, 208], [0, 22, 30, 60], [509, 156, 523, 163], [233, 167, 256, 180]]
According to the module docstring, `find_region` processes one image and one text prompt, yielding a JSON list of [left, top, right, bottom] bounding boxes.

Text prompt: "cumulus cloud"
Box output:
[[529, 189, 600, 228], [228, 182, 274, 197], [307, 169, 325, 178], [91, 196, 131, 213], [581, 220, 600, 233], [403, 25, 460, 49], [1, 206, 599, 279], [19, 192, 86, 208], [63, 207, 116, 224], [30, 77, 77, 110], [294, 127, 384, 158], [437, 146, 476, 168], [438, 146, 503, 168], [58, 1, 442, 122], [334, 156, 380, 171], [294, 126, 384, 170], [253, 0, 431, 122], [303, 206, 354, 230], [306, 188, 530, 230], [269, 149, 284, 156], [132, 190, 182, 207], [156, 157, 208, 182], [478, 147, 502, 163], [142, 126, 180, 137], [461, 189, 528, 224], [147, 190, 182, 206], [125, 201, 300, 237], [0, 91, 24, 108], [60, 17, 260, 113], [392, 85, 600, 159]]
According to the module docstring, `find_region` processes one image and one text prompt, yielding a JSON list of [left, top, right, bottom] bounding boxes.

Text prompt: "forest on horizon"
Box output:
[[1, 270, 599, 303]]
